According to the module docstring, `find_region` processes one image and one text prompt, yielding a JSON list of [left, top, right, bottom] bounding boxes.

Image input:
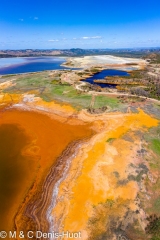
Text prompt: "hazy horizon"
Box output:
[[1, 47, 160, 51]]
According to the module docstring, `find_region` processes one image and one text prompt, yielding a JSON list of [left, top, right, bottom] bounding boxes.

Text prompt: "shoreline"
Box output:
[[0, 91, 160, 239], [0, 54, 146, 76], [15, 140, 85, 236], [0, 56, 68, 76], [0, 52, 160, 239], [0, 101, 94, 235]]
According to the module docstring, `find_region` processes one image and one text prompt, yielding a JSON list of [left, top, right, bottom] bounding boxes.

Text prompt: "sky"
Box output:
[[0, 0, 160, 49]]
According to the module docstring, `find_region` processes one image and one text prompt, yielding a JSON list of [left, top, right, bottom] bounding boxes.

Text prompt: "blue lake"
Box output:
[[0, 57, 74, 75], [0, 57, 129, 89], [83, 69, 129, 88]]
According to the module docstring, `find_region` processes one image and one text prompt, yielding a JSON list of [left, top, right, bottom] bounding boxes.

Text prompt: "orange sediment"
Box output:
[[0, 104, 93, 232], [52, 109, 158, 239], [0, 90, 159, 238], [0, 92, 75, 118]]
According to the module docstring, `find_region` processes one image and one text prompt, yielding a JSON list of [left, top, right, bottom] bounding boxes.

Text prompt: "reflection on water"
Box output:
[[0, 57, 80, 75], [0, 57, 66, 75], [0, 124, 36, 231]]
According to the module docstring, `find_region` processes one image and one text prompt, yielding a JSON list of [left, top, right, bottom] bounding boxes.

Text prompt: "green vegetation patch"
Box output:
[[105, 199, 115, 208], [1, 74, 17, 78], [144, 124, 160, 157], [41, 84, 92, 109], [122, 69, 146, 79], [51, 79, 60, 84], [151, 237, 160, 240], [3, 73, 52, 92], [146, 215, 160, 239], [150, 162, 160, 169], [154, 197, 160, 212], [152, 178, 160, 192], [90, 68, 101, 73], [2, 72, 125, 111], [94, 95, 120, 109], [106, 138, 116, 143], [151, 139, 160, 155], [42, 84, 122, 110]]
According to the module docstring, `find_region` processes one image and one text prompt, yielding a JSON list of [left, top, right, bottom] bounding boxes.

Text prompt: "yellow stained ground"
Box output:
[[0, 80, 16, 90], [52, 109, 158, 239], [0, 90, 159, 238], [0, 92, 75, 117], [27, 96, 75, 116], [0, 93, 22, 105]]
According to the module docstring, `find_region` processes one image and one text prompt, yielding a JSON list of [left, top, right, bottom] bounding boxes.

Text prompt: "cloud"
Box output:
[[82, 37, 90, 39], [34, 17, 38, 20], [82, 36, 102, 40], [92, 36, 102, 39], [19, 19, 24, 22], [48, 39, 59, 42]]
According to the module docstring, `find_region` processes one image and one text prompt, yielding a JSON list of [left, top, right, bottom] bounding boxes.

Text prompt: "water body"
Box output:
[[83, 69, 129, 88], [0, 124, 36, 231], [0, 109, 93, 232], [0, 57, 74, 75]]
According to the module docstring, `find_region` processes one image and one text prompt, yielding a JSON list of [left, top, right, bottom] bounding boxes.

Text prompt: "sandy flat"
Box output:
[[63, 55, 146, 69]]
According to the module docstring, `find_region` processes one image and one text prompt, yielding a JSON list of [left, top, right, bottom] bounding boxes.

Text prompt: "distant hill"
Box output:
[[143, 53, 160, 63], [0, 48, 160, 58]]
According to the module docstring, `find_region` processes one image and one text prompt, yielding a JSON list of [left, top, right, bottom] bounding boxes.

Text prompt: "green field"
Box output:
[[2, 72, 122, 111]]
